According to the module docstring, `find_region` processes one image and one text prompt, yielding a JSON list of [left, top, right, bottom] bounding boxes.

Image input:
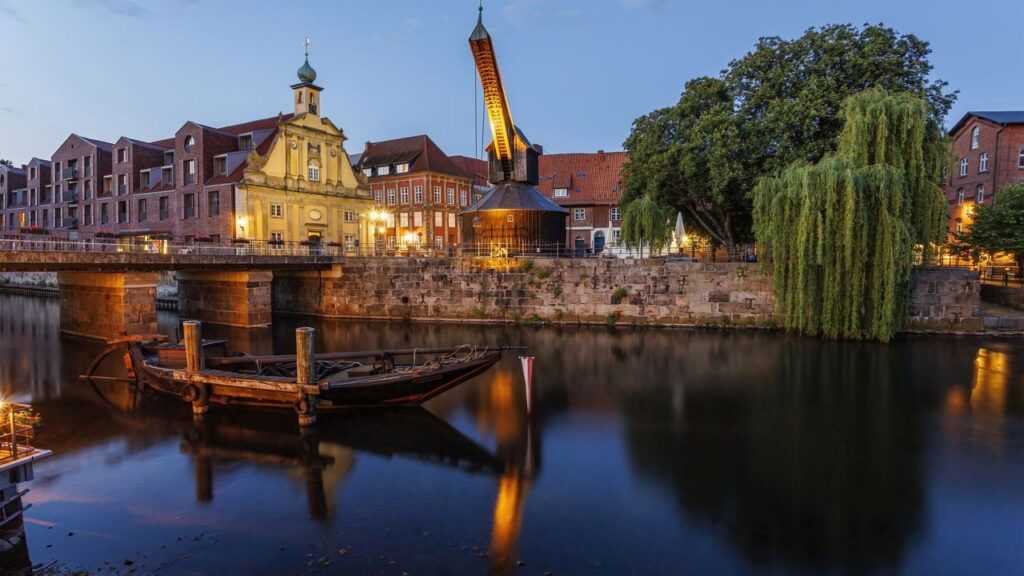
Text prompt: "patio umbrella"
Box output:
[[674, 212, 686, 245]]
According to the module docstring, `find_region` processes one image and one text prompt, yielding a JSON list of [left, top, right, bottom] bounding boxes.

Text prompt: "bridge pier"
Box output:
[[177, 270, 273, 328], [272, 265, 344, 316], [57, 271, 159, 339]]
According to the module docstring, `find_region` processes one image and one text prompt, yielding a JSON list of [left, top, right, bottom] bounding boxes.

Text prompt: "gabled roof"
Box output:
[[534, 151, 627, 206], [358, 135, 467, 178], [205, 126, 280, 186], [29, 157, 51, 167], [950, 111, 1024, 135], [0, 164, 26, 176], [219, 114, 291, 135], [449, 155, 489, 187], [122, 137, 173, 152], [82, 136, 113, 152], [462, 181, 568, 214], [150, 138, 175, 149]]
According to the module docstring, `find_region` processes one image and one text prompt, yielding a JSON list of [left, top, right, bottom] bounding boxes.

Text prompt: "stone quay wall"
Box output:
[[980, 283, 1024, 311], [907, 266, 983, 331], [275, 257, 777, 327]]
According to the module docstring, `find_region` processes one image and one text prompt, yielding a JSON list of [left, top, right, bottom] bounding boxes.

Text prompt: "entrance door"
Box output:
[[574, 236, 585, 258], [594, 232, 605, 254]]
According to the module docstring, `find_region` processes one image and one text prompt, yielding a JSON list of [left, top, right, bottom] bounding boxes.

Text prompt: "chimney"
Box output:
[[364, 141, 371, 153], [597, 150, 605, 161]]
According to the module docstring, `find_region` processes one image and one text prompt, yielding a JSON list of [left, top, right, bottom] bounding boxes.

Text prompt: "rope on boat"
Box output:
[[391, 344, 492, 374]]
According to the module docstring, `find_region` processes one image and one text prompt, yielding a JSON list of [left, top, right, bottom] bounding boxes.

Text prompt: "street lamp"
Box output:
[[369, 211, 388, 256]]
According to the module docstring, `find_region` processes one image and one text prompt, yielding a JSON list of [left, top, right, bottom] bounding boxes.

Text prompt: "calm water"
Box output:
[[0, 293, 1022, 576]]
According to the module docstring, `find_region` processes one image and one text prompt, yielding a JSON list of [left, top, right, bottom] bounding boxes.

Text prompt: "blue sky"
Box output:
[[0, 0, 1019, 165]]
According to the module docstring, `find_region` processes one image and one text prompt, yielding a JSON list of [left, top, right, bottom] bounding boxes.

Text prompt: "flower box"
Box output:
[[21, 226, 49, 235], [231, 238, 251, 245], [193, 236, 213, 243], [95, 231, 116, 239]]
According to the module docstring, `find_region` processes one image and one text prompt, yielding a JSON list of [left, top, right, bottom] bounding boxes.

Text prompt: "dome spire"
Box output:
[[297, 36, 317, 84]]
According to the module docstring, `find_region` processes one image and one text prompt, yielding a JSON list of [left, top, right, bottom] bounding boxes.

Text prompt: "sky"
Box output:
[[0, 0, 1020, 166]]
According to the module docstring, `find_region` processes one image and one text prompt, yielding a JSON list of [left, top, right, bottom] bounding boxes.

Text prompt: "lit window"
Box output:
[[414, 186, 423, 203], [970, 126, 979, 150], [344, 211, 357, 223], [435, 212, 443, 227], [396, 163, 409, 174], [308, 162, 320, 181], [270, 204, 283, 218], [374, 189, 382, 205], [363, 168, 372, 177], [976, 185, 985, 204], [377, 166, 390, 176], [507, 214, 514, 223], [959, 158, 968, 177], [345, 234, 356, 252], [553, 188, 568, 197], [979, 152, 989, 172], [574, 208, 585, 221], [610, 207, 622, 221], [448, 213, 456, 228], [271, 231, 283, 247], [957, 188, 964, 205], [400, 212, 409, 228], [387, 236, 396, 249], [400, 187, 409, 204], [386, 188, 396, 205]]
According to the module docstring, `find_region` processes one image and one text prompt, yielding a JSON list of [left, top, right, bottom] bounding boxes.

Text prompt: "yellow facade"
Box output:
[[233, 68, 373, 246]]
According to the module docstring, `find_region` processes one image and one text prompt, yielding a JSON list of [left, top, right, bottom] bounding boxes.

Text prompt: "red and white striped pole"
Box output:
[[519, 356, 534, 413]]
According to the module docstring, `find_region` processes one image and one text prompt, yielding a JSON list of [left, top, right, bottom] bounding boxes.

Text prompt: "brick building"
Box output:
[[534, 150, 627, 256], [945, 112, 1024, 237], [356, 136, 486, 252], [0, 53, 372, 246]]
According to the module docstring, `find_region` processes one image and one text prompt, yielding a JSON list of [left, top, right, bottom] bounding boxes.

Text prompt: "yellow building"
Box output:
[[234, 51, 373, 248]]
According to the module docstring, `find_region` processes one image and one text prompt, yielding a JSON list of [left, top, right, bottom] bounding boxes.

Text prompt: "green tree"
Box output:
[[753, 89, 947, 342], [622, 24, 956, 251], [620, 193, 672, 258], [0, 159, 13, 168], [954, 183, 1024, 270]]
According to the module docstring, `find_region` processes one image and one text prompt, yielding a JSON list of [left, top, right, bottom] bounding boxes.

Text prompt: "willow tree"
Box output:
[[753, 89, 948, 342], [621, 193, 672, 258]]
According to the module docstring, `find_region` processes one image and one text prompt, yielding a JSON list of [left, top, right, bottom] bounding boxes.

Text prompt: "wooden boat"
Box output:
[[83, 336, 509, 416]]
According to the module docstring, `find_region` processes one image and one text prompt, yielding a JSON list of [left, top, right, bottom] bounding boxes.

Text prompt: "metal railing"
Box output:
[[0, 234, 346, 258], [0, 402, 39, 465]]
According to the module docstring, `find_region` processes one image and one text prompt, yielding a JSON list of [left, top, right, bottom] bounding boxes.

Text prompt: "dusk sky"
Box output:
[[0, 0, 1020, 165]]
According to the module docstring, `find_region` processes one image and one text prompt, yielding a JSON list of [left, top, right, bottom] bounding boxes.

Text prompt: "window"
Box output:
[[377, 166, 390, 176], [386, 188, 396, 205], [363, 168, 373, 177], [344, 211, 357, 223], [374, 189, 383, 205], [270, 231, 283, 248], [164, 150, 174, 165], [140, 170, 150, 188], [117, 200, 127, 223], [435, 235, 443, 250], [214, 156, 227, 176], [554, 188, 568, 197], [161, 166, 173, 186], [433, 186, 441, 203], [183, 193, 196, 218], [55, 207, 62, 226], [613, 229, 622, 244], [208, 191, 220, 217], [308, 162, 320, 181], [238, 134, 253, 150], [396, 163, 408, 174], [413, 186, 423, 203], [979, 152, 989, 172], [117, 174, 126, 195], [460, 189, 467, 206], [42, 185, 50, 203], [85, 180, 93, 199], [138, 199, 148, 222], [159, 196, 169, 220], [117, 148, 127, 163], [413, 211, 422, 227], [387, 236, 396, 250], [435, 212, 443, 227], [41, 209, 48, 227], [574, 208, 586, 221], [270, 204, 283, 218], [976, 185, 985, 204], [507, 214, 514, 223], [1019, 148, 1024, 169], [184, 160, 196, 185], [399, 213, 409, 228], [184, 135, 195, 153], [970, 126, 979, 150], [400, 187, 409, 204], [957, 188, 965, 205], [344, 234, 356, 252], [610, 207, 622, 221], [100, 203, 109, 225], [84, 156, 91, 177], [448, 213, 456, 228], [29, 166, 35, 179], [959, 158, 968, 177], [447, 188, 454, 205]]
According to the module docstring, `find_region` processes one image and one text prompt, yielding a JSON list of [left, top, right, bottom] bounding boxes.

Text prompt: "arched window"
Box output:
[[970, 126, 980, 150], [308, 161, 320, 182], [184, 135, 195, 153], [297, 91, 303, 104]]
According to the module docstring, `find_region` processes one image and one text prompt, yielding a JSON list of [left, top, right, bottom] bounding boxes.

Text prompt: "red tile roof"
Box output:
[[205, 126, 280, 186], [535, 151, 627, 206], [358, 135, 469, 179], [218, 114, 292, 135], [448, 155, 489, 187]]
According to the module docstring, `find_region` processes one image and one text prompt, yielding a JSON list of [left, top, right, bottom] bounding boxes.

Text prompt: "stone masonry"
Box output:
[[907, 267, 983, 331], [57, 271, 158, 339]]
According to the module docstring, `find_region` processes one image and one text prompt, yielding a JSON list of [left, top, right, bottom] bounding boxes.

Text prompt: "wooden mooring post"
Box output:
[[183, 321, 209, 417], [295, 327, 317, 426]]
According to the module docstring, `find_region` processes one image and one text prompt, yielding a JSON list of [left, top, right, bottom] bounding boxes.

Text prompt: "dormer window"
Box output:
[[239, 134, 253, 150], [164, 150, 174, 165], [363, 168, 372, 177], [553, 187, 568, 198], [377, 166, 390, 176], [970, 126, 980, 150], [395, 163, 409, 174], [214, 155, 227, 176], [184, 135, 195, 154]]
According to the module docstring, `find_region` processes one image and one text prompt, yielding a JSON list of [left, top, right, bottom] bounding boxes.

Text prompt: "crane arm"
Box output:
[[469, 8, 516, 180]]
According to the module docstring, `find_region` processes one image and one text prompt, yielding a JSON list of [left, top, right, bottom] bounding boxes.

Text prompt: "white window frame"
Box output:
[[238, 133, 253, 150], [377, 166, 390, 176], [976, 185, 985, 204], [970, 126, 979, 150], [386, 188, 396, 205], [959, 157, 968, 177], [374, 189, 382, 205], [433, 186, 442, 203], [979, 152, 989, 172], [553, 188, 568, 198], [344, 211, 357, 223], [446, 188, 454, 205], [363, 168, 373, 177], [396, 163, 409, 174], [957, 188, 965, 205], [460, 189, 468, 206], [448, 213, 456, 228], [308, 162, 320, 182], [270, 204, 283, 218], [610, 207, 621, 221], [400, 187, 409, 204], [413, 186, 423, 203], [1019, 148, 1024, 169], [573, 208, 585, 221]]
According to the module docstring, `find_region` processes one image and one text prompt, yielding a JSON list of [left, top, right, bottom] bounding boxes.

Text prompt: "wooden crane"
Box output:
[[469, 5, 541, 185]]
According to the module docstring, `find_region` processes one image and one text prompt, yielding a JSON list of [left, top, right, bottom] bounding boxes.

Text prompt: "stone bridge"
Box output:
[[0, 238, 342, 339]]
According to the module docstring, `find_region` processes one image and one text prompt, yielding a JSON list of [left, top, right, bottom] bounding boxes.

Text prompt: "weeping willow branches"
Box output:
[[621, 194, 673, 258], [753, 89, 948, 342]]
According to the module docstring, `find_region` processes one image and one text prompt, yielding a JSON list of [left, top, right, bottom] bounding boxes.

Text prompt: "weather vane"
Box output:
[[302, 36, 311, 59]]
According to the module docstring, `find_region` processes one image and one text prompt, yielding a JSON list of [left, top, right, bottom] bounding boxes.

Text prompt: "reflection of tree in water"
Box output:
[[623, 337, 978, 574]]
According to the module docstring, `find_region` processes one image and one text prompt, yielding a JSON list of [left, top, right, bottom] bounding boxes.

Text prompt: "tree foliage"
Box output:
[[953, 183, 1024, 269], [622, 23, 956, 250], [620, 193, 672, 258], [0, 159, 13, 168], [753, 89, 947, 342]]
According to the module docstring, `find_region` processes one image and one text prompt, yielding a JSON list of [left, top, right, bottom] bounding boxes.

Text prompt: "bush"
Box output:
[[517, 259, 534, 272], [611, 286, 629, 304], [536, 268, 552, 279], [605, 310, 622, 325]]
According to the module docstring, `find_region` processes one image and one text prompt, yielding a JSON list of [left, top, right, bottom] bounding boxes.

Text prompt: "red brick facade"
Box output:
[[944, 112, 1024, 235], [535, 151, 627, 254]]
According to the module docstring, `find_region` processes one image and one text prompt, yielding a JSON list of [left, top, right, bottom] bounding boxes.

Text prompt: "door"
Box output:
[[594, 232, 605, 254], [574, 236, 585, 258]]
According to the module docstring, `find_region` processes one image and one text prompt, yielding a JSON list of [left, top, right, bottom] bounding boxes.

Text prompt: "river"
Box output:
[[0, 293, 1021, 575]]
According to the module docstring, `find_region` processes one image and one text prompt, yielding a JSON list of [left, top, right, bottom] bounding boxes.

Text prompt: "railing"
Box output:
[[980, 265, 1022, 286], [61, 167, 77, 180], [0, 402, 39, 465], [61, 190, 78, 203], [0, 232, 345, 258]]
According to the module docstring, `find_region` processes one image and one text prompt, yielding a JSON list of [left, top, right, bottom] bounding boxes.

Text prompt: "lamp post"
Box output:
[[369, 211, 387, 256]]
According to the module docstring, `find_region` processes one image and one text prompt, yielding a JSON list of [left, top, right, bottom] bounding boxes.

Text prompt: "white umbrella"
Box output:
[[674, 212, 686, 246]]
